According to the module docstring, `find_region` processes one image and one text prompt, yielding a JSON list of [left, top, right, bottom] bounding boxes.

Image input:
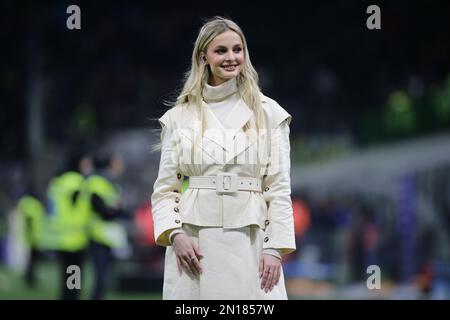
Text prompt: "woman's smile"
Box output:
[[222, 64, 238, 72]]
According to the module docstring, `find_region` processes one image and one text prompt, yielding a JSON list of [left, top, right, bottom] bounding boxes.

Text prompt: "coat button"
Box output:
[[175, 219, 181, 224], [265, 220, 270, 226], [174, 207, 179, 213], [177, 173, 182, 180], [264, 236, 269, 243], [175, 197, 180, 203], [264, 187, 270, 192]]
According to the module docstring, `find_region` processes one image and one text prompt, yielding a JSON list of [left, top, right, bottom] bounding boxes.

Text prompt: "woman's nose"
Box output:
[[224, 51, 235, 61]]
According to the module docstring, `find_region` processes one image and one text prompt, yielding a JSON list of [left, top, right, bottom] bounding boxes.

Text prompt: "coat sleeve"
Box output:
[[262, 108, 296, 255], [150, 110, 184, 246]]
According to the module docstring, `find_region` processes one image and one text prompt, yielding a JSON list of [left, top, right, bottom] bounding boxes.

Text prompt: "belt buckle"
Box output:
[[216, 173, 238, 194]]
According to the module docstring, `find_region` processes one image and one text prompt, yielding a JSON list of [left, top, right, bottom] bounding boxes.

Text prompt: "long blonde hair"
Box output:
[[175, 16, 265, 147]]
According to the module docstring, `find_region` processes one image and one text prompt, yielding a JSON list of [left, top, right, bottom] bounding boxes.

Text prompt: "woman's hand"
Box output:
[[259, 253, 281, 293], [172, 232, 203, 277]]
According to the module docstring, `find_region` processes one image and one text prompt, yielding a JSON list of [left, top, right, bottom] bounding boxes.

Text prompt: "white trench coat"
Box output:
[[151, 94, 296, 299]]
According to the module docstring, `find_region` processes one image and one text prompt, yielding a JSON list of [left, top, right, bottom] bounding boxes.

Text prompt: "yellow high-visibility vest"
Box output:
[[84, 174, 127, 248], [46, 171, 90, 251], [17, 195, 46, 248]]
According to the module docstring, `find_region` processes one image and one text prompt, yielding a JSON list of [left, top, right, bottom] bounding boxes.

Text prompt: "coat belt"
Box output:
[[188, 173, 262, 194]]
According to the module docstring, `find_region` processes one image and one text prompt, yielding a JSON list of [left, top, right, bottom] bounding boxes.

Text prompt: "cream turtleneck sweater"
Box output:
[[169, 77, 282, 261], [202, 77, 239, 123]]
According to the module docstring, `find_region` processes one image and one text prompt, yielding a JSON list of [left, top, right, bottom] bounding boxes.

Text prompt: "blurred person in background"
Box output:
[[81, 152, 127, 300], [16, 187, 46, 287], [151, 16, 296, 299], [46, 149, 93, 300]]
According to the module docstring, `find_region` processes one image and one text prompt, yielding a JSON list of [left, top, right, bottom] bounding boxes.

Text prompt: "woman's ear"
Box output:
[[200, 54, 208, 64]]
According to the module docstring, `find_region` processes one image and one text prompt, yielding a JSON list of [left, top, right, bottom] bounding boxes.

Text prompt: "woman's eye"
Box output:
[[234, 48, 242, 53], [216, 49, 227, 54]]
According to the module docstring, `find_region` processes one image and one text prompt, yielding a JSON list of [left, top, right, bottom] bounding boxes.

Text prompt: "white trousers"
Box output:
[[162, 224, 288, 300]]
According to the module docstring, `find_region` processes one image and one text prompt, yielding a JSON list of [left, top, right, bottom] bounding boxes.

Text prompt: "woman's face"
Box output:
[[204, 30, 244, 86]]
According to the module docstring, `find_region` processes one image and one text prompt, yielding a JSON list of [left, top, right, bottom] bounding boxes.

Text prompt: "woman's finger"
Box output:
[[259, 255, 264, 279], [182, 259, 193, 276], [270, 266, 280, 291], [260, 265, 270, 289], [192, 243, 204, 259], [190, 256, 202, 275], [184, 255, 199, 276], [176, 256, 183, 275], [274, 266, 280, 287], [185, 255, 200, 276], [191, 243, 203, 274], [264, 266, 275, 292]]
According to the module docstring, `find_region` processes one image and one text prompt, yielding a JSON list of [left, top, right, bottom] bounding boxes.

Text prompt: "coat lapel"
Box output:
[[178, 105, 227, 164], [202, 102, 228, 150], [177, 99, 259, 165], [222, 99, 253, 141], [221, 99, 258, 164]]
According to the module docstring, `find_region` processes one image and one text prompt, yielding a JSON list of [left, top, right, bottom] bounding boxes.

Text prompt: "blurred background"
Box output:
[[1, 0, 450, 299]]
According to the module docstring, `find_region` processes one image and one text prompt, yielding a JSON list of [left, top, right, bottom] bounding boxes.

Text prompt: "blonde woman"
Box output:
[[151, 16, 296, 299]]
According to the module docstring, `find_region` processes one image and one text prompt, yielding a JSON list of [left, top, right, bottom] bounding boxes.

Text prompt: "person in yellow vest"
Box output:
[[85, 153, 127, 300], [16, 189, 46, 287], [46, 150, 93, 300]]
